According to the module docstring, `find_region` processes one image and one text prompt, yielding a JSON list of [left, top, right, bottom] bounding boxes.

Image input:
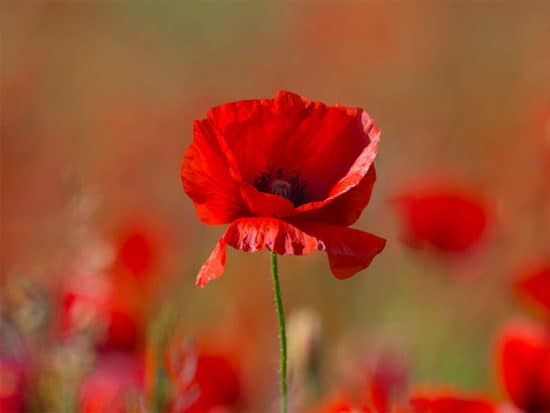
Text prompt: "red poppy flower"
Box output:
[[515, 261, 550, 318], [61, 274, 142, 353], [79, 353, 144, 413], [181, 91, 385, 286], [0, 357, 26, 413], [165, 340, 243, 413], [369, 352, 408, 413], [392, 185, 488, 254], [114, 226, 159, 280], [314, 396, 372, 413], [408, 392, 495, 413], [494, 320, 550, 413]]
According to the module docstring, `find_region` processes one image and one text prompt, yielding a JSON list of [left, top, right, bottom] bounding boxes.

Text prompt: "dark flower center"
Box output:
[[254, 167, 307, 207]]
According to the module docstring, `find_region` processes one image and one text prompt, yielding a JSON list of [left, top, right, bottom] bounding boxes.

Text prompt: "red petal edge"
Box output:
[[196, 218, 320, 287], [196, 218, 386, 287], [196, 238, 227, 287], [182, 120, 248, 225], [296, 222, 386, 279]]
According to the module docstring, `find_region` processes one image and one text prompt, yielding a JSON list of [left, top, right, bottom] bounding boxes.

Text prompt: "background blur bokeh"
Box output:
[[1, 2, 550, 412]]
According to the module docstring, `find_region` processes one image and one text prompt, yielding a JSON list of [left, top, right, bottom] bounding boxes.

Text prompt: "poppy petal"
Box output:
[[196, 238, 227, 287], [391, 186, 488, 253], [409, 393, 496, 413], [224, 217, 321, 255], [182, 120, 248, 225], [298, 165, 376, 226], [238, 181, 295, 217], [205, 91, 380, 215], [297, 223, 386, 279], [494, 320, 550, 412], [196, 218, 321, 287], [206, 91, 310, 185], [516, 263, 550, 317], [196, 221, 385, 286], [293, 111, 379, 212], [290, 106, 379, 204]]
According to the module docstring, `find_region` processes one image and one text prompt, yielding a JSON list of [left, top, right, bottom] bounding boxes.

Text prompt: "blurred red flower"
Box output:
[[165, 340, 243, 413], [61, 224, 162, 352], [494, 320, 550, 413], [61, 274, 142, 353], [79, 353, 144, 413], [369, 351, 408, 413], [0, 357, 26, 413], [114, 226, 159, 281], [392, 185, 488, 254], [317, 397, 372, 413], [408, 392, 495, 413], [515, 261, 550, 318], [181, 90, 385, 286]]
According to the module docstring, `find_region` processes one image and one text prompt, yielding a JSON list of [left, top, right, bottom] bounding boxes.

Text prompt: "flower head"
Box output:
[[392, 184, 488, 254], [494, 320, 550, 413], [181, 91, 385, 286], [164, 338, 243, 413], [79, 353, 144, 413], [114, 226, 159, 280], [515, 261, 550, 319]]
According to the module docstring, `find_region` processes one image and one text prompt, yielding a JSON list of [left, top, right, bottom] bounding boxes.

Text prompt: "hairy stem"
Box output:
[[270, 252, 288, 413]]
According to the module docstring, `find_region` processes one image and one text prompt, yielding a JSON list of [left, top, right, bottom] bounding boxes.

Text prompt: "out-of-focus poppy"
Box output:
[[181, 90, 385, 286], [0, 357, 26, 413], [61, 225, 162, 352], [164, 339, 243, 413], [408, 391, 496, 413], [494, 320, 550, 413], [61, 273, 142, 353], [369, 351, 408, 413], [79, 353, 144, 413], [113, 225, 159, 282], [515, 261, 550, 318], [314, 396, 372, 413], [392, 185, 488, 254]]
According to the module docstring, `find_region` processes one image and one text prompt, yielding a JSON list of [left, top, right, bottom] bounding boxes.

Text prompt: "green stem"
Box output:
[[270, 252, 288, 413]]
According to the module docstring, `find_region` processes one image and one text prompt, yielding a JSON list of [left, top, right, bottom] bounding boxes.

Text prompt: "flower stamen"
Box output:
[[254, 167, 307, 207], [270, 179, 292, 199]]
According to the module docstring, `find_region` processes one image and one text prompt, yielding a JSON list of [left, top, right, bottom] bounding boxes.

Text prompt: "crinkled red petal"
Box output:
[[224, 217, 321, 255], [494, 320, 550, 412], [205, 91, 380, 218], [196, 238, 227, 287], [181, 120, 249, 225], [296, 222, 386, 279], [195, 218, 385, 286], [195, 218, 320, 287]]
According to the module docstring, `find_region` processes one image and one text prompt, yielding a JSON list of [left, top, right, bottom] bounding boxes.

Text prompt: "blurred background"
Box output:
[[1, 2, 550, 412]]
